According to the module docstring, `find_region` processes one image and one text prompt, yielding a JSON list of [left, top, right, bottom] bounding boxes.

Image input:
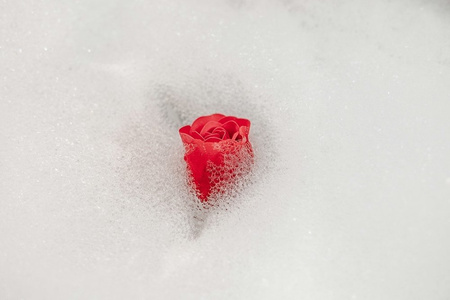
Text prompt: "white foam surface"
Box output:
[[1, 0, 450, 299]]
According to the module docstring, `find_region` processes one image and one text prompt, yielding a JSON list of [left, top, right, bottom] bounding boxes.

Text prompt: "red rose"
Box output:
[[179, 114, 253, 202]]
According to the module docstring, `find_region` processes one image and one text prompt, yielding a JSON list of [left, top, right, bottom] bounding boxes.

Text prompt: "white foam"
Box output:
[[1, 0, 450, 299]]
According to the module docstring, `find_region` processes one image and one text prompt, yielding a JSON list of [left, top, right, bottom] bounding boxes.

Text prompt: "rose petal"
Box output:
[[211, 127, 225, 134], [221, 120, 240, 137], [212, 127, 229, 140], [231, 131, 240, 141], [204, 136, 222, 142], [179, 125, 191, 135], [179, 125, 193, 142], [235, 118, 250, 128], [239, 126, 249, 142], [221, 131, 230, 140], [219, 116, 250, 128], [190, 131, 204, 140], [180, 133, 193, 143], [218, 116, 237, 124], [203, 132, 220, 139], [190, 114, 225, 133], [200, 121, 223, 135]]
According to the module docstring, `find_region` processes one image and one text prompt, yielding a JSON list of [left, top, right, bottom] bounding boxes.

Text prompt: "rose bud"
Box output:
[[179, 114, 253, 202]]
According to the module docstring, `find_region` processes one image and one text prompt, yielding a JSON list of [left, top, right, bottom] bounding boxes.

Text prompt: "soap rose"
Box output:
[[179, 114, 253, 202]]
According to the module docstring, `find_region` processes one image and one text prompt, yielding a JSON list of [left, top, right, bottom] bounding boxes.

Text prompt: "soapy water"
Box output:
[[1, 0, 450, 299]]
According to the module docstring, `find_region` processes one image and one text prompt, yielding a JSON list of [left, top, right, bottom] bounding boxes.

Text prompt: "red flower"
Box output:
[[179, 114, 253, 202]]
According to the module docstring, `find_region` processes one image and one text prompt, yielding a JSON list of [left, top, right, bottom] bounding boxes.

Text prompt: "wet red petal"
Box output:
[[200, 121, 223, 135], [191, 114, 225, 133], [203, 136, 222, 142], [219, 116, 250, 128], [231, 132, 239, 141], [190, 131, 204, 140], [235, 118, 250, 128], [221, 120, 240, 137], [218, 116, 238, 124], [212, 127, 229, 140]]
